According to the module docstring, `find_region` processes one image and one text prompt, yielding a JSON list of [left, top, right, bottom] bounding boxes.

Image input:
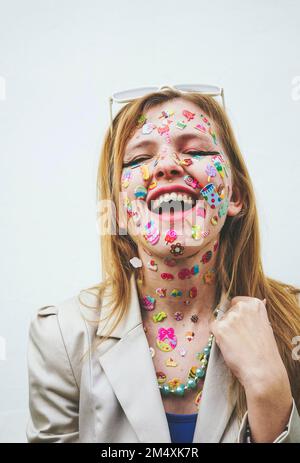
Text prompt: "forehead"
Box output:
[[125, 98, 218, 153], [145, 98, 207, 122]]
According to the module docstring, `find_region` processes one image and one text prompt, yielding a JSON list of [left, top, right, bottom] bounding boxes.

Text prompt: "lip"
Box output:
[[146, 183, 201, 209]]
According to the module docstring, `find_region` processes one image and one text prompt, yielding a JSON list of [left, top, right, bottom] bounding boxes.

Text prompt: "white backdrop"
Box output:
[[0, 0, 299, 442]]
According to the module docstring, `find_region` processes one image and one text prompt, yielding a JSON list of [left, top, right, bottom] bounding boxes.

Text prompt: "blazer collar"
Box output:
[[96, 274, 237, 443]]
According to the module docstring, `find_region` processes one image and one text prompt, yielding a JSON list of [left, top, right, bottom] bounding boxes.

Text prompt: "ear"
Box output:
[[227, 185, 243, 217]]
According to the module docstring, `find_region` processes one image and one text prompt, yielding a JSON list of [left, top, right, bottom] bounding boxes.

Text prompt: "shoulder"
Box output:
[[28, 287, 102, 385]]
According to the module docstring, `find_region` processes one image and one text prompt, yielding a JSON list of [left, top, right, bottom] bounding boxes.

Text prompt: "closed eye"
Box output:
[[186, 150, 220, 156], [122, 156, 151, 167]]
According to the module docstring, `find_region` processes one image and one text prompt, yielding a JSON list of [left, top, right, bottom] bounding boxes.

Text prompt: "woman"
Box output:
[[27, 87, 300, 443]]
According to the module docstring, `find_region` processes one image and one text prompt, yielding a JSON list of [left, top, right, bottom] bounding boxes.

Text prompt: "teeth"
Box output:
[[149, 191, 196, 212]]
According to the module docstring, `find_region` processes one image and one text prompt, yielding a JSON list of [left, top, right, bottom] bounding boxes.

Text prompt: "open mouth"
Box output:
[[148, 192, 198, 216]]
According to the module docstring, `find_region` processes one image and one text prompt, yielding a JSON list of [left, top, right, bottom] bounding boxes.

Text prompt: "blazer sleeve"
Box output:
[[26, 305, 80, 443], [237, 398, 300, 443]]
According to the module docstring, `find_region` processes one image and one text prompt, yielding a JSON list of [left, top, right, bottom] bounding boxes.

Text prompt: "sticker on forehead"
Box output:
[[176, 120, 187, 130], [182, 110, 195, 121], [159, 110, 175, 119], [194, 124, 207, 133], [142, 122, 156, 135], [136, 114, 147, 128]]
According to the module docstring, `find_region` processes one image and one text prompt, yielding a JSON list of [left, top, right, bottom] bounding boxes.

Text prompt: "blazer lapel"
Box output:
[[97, 274, 171, 443], [193, 293, 237, 443]]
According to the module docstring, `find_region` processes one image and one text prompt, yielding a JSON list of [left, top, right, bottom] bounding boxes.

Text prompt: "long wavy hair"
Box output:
[[81, 88, 300, 421]]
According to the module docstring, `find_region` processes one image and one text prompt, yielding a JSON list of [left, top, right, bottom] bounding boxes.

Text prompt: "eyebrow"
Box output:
[[125, 132, 212, 154]]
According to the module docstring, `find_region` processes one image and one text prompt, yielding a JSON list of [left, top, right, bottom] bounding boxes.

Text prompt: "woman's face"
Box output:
[[120, 98, 233, 259]]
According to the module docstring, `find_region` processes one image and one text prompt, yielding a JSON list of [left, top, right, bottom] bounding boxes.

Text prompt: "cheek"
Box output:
[[121, 167, 148, 200]]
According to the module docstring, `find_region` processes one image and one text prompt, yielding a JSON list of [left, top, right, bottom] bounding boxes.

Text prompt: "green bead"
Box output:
[[195, 367, 206, 378], [161, 384, 171, 396], [187, 378, 197, 389], [203, 347, 210, 355], [174, 384, 185, 396]]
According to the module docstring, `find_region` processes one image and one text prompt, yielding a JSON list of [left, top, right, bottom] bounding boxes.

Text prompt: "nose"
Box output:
[[152, 152, 185, 181]]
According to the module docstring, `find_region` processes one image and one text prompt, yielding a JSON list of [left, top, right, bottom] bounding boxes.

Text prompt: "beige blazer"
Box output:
[[26, 275, 300, 443]]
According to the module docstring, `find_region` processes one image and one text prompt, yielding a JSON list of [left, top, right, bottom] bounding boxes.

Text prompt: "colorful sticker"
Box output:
[[205, 164, 217, 182], [152, 311, 167, 323], [218, 198, 229, 217], [140, 165, 149, 180], [212, 155, 225, 178], [196, 207, 206, 218], [176, 120, 187, 130], [137, 114, 147, 128], [142, 295, 156, 311], [200, 183, 223, 209], [203, 269, 216, 284], [147, 259, 158, 271], [157, 327, 177, 352], [201, 250, 213, 264], [173, 311, 184, 321], [156, 371, 167, 384], [134, 185, 147, 200], [166, 359, 178, 368], [171, 289, 183, 297], [156, 287, 167, 298], [159, 110, 175, 119], [185, 331, 195, 342], [121, 169, 131, 188], [170, 243, 184, 256], [149, 180, 157, 190], [194, 123, 207, 133], [164, 256, 177, 267], [211, 215, 218, 225], [191, 225, 201, 240], [142, 122, 156, 134], [165, 229, 177, 244], [144, 220, 160, 245], [184, 175, 201, 189], [189, 287, 197, 298], [129, 257, 142, 268], [178, 268, 191, 280], [161, 272, 174, 280], [182, 110, 195, 121]]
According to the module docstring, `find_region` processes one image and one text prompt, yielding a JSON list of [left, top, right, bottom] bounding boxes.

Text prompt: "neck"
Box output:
[[136, 237, 220, 327]]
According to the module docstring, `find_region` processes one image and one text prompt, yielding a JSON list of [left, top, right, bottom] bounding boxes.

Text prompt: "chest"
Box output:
[[143, 325, 210, 414]]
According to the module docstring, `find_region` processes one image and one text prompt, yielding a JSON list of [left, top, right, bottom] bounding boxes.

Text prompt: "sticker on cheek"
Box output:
[[134, 185, 147, 200], [205, 164, 217, 182], [143, 220, 160, 245], [200, 183, 223, 209], [184, 175, 201, 189], [212, 155, 225, 178], [121, 169, 131, 188], [218, 198, 229, 218], [140, 164, 150, 180]]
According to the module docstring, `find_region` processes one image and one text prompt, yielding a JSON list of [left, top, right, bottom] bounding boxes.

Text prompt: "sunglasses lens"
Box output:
[[112, 87, 159, 101], [174, 84, 221, 94]]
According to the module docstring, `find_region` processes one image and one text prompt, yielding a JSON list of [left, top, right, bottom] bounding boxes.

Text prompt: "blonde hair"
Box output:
[[82, 88, 300, 422]]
